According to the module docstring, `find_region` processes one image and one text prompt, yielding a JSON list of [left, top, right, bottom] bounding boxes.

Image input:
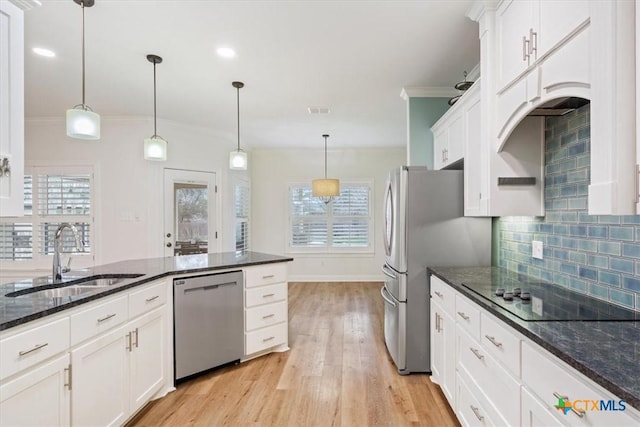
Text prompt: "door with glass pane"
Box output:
[[163, 169, 217, 256]]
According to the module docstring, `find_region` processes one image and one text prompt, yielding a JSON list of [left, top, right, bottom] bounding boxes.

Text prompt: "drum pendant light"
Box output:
[[229, 81, 247, 170], [66, 0, 100, 140], [312, 134, 340, 204], [143, 54, 168, 161]]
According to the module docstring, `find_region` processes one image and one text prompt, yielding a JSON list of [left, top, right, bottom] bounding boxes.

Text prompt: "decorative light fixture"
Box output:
[[229, 81, 247, 170], [143, 54, 168, 161], [312, 134, 340, 204], [66, 0, 100, 140]]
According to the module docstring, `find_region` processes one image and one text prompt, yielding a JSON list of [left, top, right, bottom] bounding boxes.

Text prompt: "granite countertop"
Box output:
[[428, 266, 640, 413], [0, 251, 293, 332]]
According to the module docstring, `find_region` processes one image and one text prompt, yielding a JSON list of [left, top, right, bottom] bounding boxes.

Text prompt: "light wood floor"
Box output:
[[127, 282, 459, 426]]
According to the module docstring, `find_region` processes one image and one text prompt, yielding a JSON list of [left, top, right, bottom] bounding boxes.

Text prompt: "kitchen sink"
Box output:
[[4, 273, 144, 298]]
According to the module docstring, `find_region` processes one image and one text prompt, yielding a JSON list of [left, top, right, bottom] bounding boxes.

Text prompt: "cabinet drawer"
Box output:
[[480, 311, 521, 377], [245, 263, 287, 288], [522, 341, 639, 427], [245, 322, 287, 355], [455, 294, 480, 340], [456, 371, 505, 427], [245, 282, 287, 308], [430, 275, 455, 315], [246, 301, 287, 332], [129, 281, 167, 318], [0, 317, 70, 380], [457, 328, 520, 427], [70, 295, 128, 346]]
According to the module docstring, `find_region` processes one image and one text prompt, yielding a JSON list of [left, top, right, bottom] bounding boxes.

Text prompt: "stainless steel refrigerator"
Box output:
[[381, 166, 491, 374]]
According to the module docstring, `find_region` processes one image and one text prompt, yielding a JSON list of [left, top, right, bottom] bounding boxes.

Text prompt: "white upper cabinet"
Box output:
[[432, 109, 464, 170], [0, 0, 25, 217], [493, 0, 590, 149], [589, 0, 636, 215]]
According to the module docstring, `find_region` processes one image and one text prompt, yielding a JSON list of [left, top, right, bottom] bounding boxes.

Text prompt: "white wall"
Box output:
[[23, 117, 246, 270], [251, 147, 406, 281]]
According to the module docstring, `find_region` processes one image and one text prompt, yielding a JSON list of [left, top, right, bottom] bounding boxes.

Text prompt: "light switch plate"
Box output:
[[532, 240, 543, 260], [532, 296, 543, 316]]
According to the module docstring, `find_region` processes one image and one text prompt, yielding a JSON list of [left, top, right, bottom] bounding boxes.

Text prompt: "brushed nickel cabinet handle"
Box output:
[[485, 335, 503, 348], [262, 336, 275, 342], [64, 365, 72, 390], [470, 347, 484, 360], [523, 36, 530, 62], [133, 328, 139, 348], [145, 295, 160, 302], [97, 313, 116, 323], [529, 28, 537, 56], [126, 332, 132, 352], [457, 311, 470, 321], [262, 274, 275, 279], [434, 291, 443, 298], [262, 293, 275, 298], [262, 314, 275, 319], [18, 342, 48, 357], [553, 392, 585, 417], [470, 405, 484, 421]]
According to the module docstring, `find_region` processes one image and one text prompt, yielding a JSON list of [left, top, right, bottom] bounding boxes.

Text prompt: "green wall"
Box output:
[[408, 97, 451, 169]]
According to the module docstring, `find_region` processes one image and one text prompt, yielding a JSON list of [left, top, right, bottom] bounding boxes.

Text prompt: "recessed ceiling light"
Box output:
[[32, 47, 55, 58], [216, 47, 236, 58]]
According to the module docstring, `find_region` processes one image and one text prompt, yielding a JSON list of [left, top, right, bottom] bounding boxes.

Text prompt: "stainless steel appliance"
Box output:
[[381, 166, 491, 374], [174, 270, 243, 381]]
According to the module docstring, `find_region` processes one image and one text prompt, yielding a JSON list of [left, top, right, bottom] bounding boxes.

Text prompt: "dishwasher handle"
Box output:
[[183, 281, 237, 294]]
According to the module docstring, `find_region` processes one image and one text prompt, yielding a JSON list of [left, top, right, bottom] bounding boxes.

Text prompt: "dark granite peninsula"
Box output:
[[0, 251, 293, 331], [429, 266, 640, 413]]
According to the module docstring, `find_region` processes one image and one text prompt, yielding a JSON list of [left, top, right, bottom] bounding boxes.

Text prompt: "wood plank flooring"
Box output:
[[127, 282, 459, 426]]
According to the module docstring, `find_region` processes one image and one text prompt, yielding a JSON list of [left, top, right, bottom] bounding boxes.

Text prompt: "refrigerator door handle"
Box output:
[[381, 263, 397, 280], [380, 285, 398, 307]]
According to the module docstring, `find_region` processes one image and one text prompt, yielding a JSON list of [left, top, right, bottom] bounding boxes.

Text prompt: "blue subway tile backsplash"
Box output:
[[495, 104, 640, 311]]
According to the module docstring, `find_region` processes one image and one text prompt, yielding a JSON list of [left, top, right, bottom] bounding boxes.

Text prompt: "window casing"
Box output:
[[0, 166, 94, 270], [288, 181, 373, 253], [234, 180, 250, 252]]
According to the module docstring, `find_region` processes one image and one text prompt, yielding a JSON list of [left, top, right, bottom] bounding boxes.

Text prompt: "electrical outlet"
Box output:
[[532, 240, 543, 260], [532, 296, 543, 316]]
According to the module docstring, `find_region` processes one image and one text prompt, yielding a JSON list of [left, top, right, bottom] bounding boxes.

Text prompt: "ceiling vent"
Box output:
[[307, 106, 331, 114]]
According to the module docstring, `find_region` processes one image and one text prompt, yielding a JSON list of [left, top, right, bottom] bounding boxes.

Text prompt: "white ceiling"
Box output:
[[23, 0, 479, 149]]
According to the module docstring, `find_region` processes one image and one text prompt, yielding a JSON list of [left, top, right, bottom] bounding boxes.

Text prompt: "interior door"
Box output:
[[163, 169, 217, 256]]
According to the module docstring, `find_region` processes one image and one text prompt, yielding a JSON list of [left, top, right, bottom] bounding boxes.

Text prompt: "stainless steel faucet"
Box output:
[[52, 223, 84, 282]]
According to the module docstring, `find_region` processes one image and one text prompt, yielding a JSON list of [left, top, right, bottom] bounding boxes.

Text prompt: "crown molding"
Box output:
[[400, 87, 459, 100], [9, 0, 41, 11]]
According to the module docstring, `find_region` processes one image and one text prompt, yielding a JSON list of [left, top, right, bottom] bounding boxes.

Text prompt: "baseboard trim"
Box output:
[[288, 275, 384, 282]]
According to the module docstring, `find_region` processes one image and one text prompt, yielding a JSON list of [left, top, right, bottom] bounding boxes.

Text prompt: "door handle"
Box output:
[[381, 263, 397, 279], [380, 286, 397, 307]]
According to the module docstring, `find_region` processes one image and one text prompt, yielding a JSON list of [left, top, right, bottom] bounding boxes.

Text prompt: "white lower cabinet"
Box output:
[[71, 323, 130, 427], [243, 264, 289, 359], [430, 296, 455, 405], [0, 353, 70, 427], [521, 386, 564, 427], [429, 274, 640, 427], [71, 306, 166, 426]]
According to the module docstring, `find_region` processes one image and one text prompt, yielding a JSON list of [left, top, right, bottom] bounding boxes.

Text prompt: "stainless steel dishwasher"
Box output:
[[173, 270, 243, 382]]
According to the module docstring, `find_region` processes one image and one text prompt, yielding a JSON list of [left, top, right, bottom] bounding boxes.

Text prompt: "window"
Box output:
[[289, 181, 372, 252], [0, 167, 94, 268], [234, 180, 250, 252]]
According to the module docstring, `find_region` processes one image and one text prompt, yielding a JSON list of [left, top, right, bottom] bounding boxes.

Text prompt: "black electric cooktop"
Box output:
[[461, 279, 640, 322]]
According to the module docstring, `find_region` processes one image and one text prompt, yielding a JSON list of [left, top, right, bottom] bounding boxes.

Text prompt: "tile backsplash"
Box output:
[[494, 104, 640, 311]]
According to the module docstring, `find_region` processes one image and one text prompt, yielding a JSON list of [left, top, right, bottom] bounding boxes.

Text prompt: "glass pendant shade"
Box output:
[[312, 178, 340, 197], [229, 149, 247, 170], [144, 136, 168, 161], [66, 108, 100, 140]]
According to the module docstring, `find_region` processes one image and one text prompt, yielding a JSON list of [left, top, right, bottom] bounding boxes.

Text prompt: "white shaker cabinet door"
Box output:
[[71, 324, 129, 427], [0, 354, 70, 427]]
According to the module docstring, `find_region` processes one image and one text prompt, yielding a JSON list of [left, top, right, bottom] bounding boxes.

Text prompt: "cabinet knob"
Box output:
[[166, 232, 172, 238], [166, 242, 172, 248]]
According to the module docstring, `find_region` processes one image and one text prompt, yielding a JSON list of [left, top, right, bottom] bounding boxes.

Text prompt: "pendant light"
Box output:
[[312, 134, 340, 204], [66, 0, 100, 140], [229, 81, 247, 170], [143, 54, 168, 161]]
